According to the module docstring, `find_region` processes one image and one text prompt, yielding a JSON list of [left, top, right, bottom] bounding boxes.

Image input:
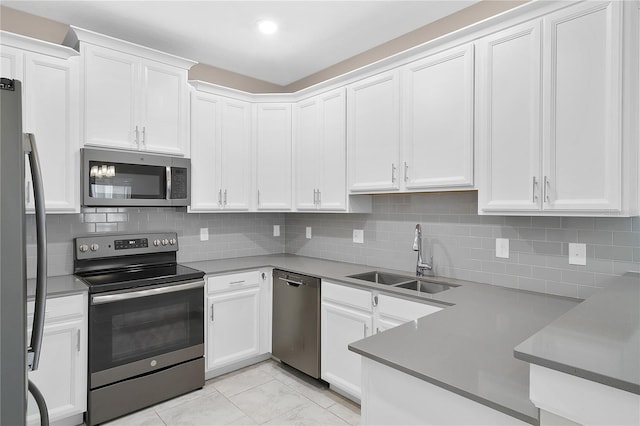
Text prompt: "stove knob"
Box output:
[[79, 244, 89, 253], [169, 238, 177, 246], [153, 239, 161, 247], [161, 239, 169, 246], [90, 243, 99, 252]]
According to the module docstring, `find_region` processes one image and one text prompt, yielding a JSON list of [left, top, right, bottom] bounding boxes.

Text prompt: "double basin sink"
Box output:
[[347, 271, 458, 294]]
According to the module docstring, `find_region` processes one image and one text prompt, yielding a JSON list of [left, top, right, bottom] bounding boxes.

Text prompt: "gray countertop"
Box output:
[[514, 273, 640, 395], [186, 254, 581, 425], [40, 254, 637, 425], [27, 274, 87, 300]]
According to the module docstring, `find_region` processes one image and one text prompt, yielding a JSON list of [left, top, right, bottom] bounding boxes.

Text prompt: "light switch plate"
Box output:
[[569, 243, 586, 265], [273, 225, 280, 237], [496, 238, 509, 259], [353, 229, 364, 244], [200, 227, 209, 241], [306, 227, 312, 239]]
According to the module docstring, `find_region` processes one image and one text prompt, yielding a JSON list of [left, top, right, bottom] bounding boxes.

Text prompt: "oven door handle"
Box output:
[[91, 280, 204, 305]]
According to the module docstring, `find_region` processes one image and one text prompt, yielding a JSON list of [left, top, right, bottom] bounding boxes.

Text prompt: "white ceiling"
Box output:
[[4, 1, 480, 86]]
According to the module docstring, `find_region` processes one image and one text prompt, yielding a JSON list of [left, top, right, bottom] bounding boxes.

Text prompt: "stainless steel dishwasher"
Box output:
[[272, 269, 321, 379]]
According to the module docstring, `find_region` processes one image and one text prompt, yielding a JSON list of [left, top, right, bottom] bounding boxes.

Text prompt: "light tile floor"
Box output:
[[104, 360, 361, 426]]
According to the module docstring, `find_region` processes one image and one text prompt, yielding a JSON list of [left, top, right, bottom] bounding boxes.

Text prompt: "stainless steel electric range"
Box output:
[[74, 232, 205, 425]]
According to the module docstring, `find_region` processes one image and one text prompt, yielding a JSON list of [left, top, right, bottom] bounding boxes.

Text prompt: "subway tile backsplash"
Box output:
[[285, 192, 640, 299], [28, 191, 639, 299], [26, 208, 286, 278]]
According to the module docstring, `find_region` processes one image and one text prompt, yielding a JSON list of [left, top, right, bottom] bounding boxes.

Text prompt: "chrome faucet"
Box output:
[[412, 224, 432, 276]]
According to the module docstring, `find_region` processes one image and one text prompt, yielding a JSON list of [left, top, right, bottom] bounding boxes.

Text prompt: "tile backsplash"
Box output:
[[26, 208, 285, 278], [285, 192, 640, 299], [28, 191, 639, 299]]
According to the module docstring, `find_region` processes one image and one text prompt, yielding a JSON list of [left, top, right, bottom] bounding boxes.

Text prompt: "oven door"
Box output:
[[89, 279, 204, 389]]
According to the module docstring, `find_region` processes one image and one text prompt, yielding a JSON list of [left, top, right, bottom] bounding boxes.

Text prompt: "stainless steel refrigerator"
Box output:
[[1, 78, 49, 425]]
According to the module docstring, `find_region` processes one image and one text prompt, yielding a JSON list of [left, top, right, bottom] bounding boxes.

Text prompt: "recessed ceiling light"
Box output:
[[257, 20, 278, 35]]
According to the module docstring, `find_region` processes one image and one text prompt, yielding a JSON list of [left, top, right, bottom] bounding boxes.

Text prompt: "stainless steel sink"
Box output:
[[348, 270, 458, 295], [347, 271, 412, 285], [394, 280, 456, 294]]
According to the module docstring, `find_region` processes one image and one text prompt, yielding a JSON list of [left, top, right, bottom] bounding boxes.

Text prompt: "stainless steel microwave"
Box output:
[[81, 148, 190, 207]]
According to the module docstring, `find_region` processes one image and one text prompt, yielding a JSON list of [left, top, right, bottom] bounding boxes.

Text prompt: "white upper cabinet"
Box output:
[[190, 90, 251, 212], [294, 88, 347, 211], [478, 1, 633, 216], [347, 70, 401, 193], [542, 1, 622, 212], [477, 20, 542, 212], [1, 32, 80, 213], [66, 26, 195, 156], [402, 44, 474, 191], [255, 103, 292, 211]]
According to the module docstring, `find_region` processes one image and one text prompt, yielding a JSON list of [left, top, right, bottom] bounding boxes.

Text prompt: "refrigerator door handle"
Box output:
[[24, 133, 47, 372]]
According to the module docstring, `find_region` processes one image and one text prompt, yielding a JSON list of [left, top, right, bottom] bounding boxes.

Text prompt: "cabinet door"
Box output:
[[24, 52, 80, 213], [220, 98, 251, 210], [348, 70, 401, 192], [403, 44, 474, 190], [206, 287, 260, 371], [83, 44, 139, 150], [321, 301, 372, 400], [543, 1, 622, 212], [141, 59, 188, 156], [189, 91, 222, 211], [477, 20, 542, 213], [318, 89, 347, 211], [294, 97, 320, 210], [255, 103, 292, 210], [375, 294, 442, 334], [27, 320, 84, 425], [1, 44, 24, 80]]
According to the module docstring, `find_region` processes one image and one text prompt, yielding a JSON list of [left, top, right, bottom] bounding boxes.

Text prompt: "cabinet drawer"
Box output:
[[322, 281, 372, 312], [27, 294, 84, 323], [207, 271, 261, 294], [377, 294, 441, 322]]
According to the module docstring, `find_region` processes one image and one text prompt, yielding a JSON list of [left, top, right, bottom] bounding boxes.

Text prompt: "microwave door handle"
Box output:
[[24, 133, 47, 372], [166, 166, 171, 200]]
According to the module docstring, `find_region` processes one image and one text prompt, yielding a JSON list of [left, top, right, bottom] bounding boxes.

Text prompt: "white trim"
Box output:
[[0, 31, 78, 59]]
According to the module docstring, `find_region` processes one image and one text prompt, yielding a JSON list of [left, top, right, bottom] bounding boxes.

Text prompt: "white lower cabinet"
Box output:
[[205, 270, 271, 376], [27, 294, 87, 425], [361, 358, 528, 426], [321, 281, 442, 402]]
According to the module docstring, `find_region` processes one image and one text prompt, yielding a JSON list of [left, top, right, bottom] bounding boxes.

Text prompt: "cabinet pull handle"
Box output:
[[391, 163, 396, 183], [210, 304, 214, 322], [218, 189, 222, 207], [363, 323, 367, 337], [229, 280, 245, 286], [376, 327, 380, 334], [142, 126, 146, 148], [76, 329, 81, 352], [257, 190, 261, 206], [404, 161, 409, 182], [543, 176, 550, 203], [224, 189, 227, 206], [313, 189, 317, 205], [318, 190, 321, 205], [532, 177, 538, 203], [372, 294, 378, 307], [135, 126, 140, 147]]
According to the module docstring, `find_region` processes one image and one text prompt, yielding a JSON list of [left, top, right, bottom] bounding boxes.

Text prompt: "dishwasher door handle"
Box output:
[[278, 277, 304, 287]]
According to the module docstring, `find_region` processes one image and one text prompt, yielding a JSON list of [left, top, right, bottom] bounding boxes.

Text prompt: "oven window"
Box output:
[[88, 161, 166, 200], [90, 286, 203, 373]]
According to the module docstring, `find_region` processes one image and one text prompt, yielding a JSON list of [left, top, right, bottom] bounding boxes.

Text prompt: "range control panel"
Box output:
[[75, 232, 178, 260]]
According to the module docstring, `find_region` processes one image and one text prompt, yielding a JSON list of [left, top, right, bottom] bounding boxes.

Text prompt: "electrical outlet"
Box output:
[[200, 227, 209, 241], [495, 238, 509, 259], [306, 227, 312, 239], [273, 225, 280, 237], [353, 229, 364, 244], [569, 243, 586, 265]]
